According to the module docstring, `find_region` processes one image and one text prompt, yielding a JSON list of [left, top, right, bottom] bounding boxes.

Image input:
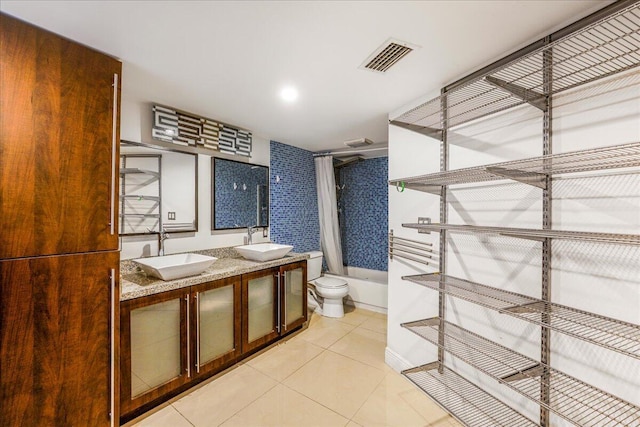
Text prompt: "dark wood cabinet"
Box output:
[[242, 261, 307, 354], [120, 261, 306, 421], [280, 261, 307, 333], [0, 13, 121, 260], [119, 288, 190, 417], [0, 252, 119, 427], [241, 267, 282, 354], [0, 14, 121, 427], [191, 276, 242, 378], [120, 276, 243, 421]]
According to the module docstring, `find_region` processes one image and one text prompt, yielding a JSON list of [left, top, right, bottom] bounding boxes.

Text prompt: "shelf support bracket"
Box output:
[[500, 364, 545, 383], [486, 166, 547, 189], [418, 217, 432, 234], [485, 76, 547, 111], [389, 120, 443, 140]]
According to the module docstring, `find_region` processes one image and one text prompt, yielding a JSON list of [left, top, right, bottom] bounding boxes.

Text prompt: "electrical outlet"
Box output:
[[168, 212, 176, 220], [263, 228, 268, 238]]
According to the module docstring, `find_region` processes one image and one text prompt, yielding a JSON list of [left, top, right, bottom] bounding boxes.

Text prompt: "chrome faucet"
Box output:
[[158, 229, 170, 256], [247, 226, 258, 245]]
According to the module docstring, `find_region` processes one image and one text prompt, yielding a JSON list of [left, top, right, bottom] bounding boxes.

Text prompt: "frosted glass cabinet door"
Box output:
[[192, 277, 241, 377], [120, 288, 189, 416], [282, 261, 307, 332], [242, 269, 279, 353]]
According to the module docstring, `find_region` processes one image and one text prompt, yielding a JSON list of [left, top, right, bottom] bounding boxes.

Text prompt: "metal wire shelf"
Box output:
[[390, 3, 640, 131], [403, 362, 537, 427], [402, 273, 640, 360], [389, 141, 640, 191], [401, 222, 640, 246], [403, 318, 640, 427]]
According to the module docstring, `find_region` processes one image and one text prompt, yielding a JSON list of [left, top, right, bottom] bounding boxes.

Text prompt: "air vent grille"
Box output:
[[363, 41, 414, 73]]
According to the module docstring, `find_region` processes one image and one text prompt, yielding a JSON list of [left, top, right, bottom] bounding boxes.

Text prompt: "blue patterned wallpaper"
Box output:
[[269, 141, 320, 253], [338, 157, 388, 271]]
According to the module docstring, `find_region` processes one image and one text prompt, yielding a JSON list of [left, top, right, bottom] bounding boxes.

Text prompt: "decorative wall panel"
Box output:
[[152, 104, 250, 156]]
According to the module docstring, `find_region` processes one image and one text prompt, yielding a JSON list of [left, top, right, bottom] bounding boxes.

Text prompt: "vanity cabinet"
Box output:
[[120, 276, 243, 421], [242, 261, 307, 354], [190, 276, 242, 378], [119, 287, 190, 416], [120, 260, 306, 422]]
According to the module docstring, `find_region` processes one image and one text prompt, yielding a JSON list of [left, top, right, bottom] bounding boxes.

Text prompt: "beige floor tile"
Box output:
[[359, 315, 387, 334], [336, 306, 373, 326], [328, 327, 390, 372], [346, 422, 363, 427], [352, 371, 437, 427], [247, 338, 324, 381], [133, 405, 192, 427], [172, 364, 277, 426], [283, 350, 385, 419], [429, 417, 463, 427], [220, 384, 349, 427], [293, 316, 356, 348]]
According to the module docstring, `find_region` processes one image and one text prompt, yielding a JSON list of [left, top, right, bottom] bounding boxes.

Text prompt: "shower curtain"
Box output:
[[314, 156, 344, 275]]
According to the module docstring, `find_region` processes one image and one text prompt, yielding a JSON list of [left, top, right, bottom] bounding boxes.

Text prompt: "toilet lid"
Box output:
[[315, 276, 348, 289]]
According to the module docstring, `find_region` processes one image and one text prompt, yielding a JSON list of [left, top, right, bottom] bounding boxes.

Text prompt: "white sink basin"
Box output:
[[133, 253, 218, 281], [235, 243, 294, 262]]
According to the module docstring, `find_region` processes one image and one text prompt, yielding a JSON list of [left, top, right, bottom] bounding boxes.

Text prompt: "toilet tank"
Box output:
[[306, 251, 324, 281]]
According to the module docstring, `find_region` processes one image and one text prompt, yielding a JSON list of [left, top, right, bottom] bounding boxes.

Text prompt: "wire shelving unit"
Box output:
[[402, 274, 640, 360], [389, 2, 640, 426], [402, 319, 640, 427]]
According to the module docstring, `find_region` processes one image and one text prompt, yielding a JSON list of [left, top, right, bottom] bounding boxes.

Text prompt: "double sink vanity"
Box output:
[[119, 244, 308, 422]]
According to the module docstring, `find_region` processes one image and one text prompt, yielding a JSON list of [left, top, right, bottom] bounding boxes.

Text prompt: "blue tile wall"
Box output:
[[338, 157, 388, 271], [270, 141, 320, 253]]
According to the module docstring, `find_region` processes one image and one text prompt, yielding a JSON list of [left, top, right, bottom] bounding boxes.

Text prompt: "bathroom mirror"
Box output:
[[120, 140, 198, 235], [212, 157, 269, 230]]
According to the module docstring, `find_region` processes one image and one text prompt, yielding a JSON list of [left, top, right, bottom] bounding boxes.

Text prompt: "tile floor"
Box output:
[[130, 306, 460, 427]]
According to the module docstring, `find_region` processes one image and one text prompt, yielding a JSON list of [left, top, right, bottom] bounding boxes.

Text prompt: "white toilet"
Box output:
[[306, 251, 349, 318]]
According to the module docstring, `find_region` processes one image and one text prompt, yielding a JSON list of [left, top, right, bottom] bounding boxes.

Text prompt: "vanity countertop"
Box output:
[[120, 247, 308, 301]]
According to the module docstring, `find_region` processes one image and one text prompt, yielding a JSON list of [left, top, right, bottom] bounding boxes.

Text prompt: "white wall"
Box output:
[[119, 63, 272, 259], [386, 69, 640, 424]]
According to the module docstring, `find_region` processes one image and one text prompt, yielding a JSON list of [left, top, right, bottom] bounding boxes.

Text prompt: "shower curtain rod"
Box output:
[[313, 145, 388, 157]]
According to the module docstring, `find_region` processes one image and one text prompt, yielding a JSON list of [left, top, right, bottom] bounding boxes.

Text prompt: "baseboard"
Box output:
[[384, 346, 414, 373]]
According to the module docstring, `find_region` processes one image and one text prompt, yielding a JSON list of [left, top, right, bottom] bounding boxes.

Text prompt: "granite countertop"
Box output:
[[120, 247, 308, 301]]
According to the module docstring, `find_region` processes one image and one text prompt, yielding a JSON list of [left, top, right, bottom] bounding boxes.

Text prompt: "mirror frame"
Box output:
[[211, 157, 269, 231], [120, 139, 199, 235]]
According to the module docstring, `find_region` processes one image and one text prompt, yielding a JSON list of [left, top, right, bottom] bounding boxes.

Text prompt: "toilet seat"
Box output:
[[315, 276, 348, 289]]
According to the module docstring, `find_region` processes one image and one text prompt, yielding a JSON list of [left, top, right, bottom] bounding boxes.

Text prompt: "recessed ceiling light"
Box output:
[[280, 86, 298, 102]]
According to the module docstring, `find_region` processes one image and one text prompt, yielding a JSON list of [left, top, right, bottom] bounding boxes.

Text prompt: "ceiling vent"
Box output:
[[344, 138, 373, 148], [360, 38, 418, 73]]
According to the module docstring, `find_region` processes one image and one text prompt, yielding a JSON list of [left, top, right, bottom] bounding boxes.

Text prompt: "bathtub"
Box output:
[[324, 266, 388, 314]]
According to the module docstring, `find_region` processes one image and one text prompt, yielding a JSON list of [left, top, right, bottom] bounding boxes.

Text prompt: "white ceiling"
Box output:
[[1, 1, 609, 152]]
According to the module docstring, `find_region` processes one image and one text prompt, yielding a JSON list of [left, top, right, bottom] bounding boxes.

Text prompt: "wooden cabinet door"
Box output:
[[191, 277, 242, 378], [280, 261, 307, 333], [120, 288, 190, 418], [241, 268, 280, 354], [0, 14, 121, 259], [0, 251, 119, 427]]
